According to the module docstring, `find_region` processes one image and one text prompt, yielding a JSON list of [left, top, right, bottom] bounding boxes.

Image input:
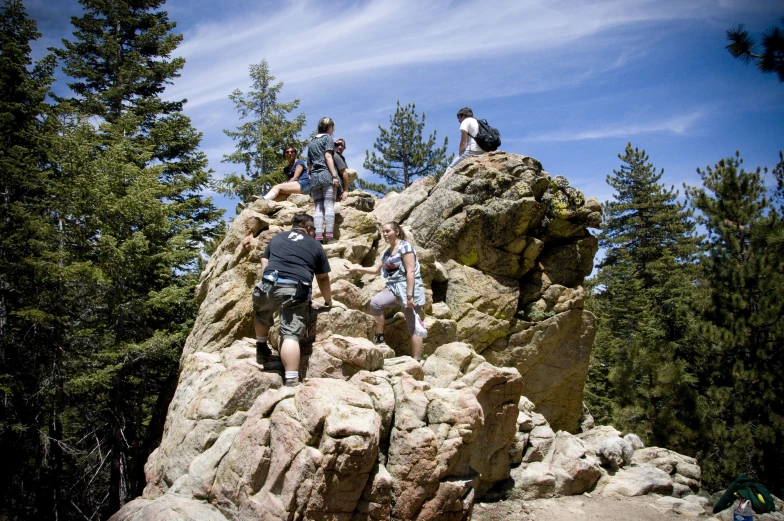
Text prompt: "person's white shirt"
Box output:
[[460, 117, 481, 153]]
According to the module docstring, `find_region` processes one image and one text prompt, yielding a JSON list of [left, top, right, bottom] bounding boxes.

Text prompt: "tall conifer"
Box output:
[[587, 143, 700, 450], [363, 101, 451, 190], [0, 1, 60, 516], [216, 60, 307, 203], [45, 0, 223, 516], [686, 153, 784, 493]]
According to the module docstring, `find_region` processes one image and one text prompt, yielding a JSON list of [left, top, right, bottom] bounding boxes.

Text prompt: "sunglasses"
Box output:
[[335, 142, 345, 147], [284, 150, 296, 154]]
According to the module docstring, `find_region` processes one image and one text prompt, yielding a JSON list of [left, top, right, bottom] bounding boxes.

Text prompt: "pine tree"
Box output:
[[769, 151, 784, 253], [685, 153, 784, 494], [726, 18, 784, 83], [363, 101, 452, 190], [54, 0, 185, 122], [215, 60, 307, 203], [0, 1, 59, 516], [586, 143, 701, 450], [44, 0, 223, 517]]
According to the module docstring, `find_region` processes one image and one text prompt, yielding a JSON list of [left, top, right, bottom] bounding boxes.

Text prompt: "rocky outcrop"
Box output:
[[115, 153, 661, 520], [507, 396, 702, 502], [120, 339, 521, 521], [399, 154, 599, 432]]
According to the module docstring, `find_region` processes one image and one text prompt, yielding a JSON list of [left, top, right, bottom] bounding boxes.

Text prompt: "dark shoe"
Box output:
[[284, 376, 301, 387], [261, 181, 272, 197], [256, 341, 272, 364], [373, 334, 385, 345]]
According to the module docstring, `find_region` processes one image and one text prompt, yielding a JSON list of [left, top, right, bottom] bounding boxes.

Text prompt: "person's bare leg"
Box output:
[[373, 314, 385, 334], [279, 338, 300, 372], [266, 181, 302, 201], [410, 334, 423, 360]]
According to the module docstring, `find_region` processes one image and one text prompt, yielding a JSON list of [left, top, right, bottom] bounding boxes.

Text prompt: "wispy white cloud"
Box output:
[[164, 0, 725, 108], [524, 108, 709, 142]]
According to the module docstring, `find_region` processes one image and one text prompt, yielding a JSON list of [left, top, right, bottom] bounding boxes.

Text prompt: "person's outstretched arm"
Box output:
[[315, 272, 332, 305], [344, 260, 382, 275]]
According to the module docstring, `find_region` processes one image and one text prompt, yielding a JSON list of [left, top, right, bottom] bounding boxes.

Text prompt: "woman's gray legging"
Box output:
[[370, 288, 422, 335], [311, 184, 335, 235]]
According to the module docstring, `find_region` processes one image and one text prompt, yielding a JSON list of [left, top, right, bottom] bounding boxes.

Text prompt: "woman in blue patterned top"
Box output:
[[344, 221, 426, 361], [262, 146, 311, 201]]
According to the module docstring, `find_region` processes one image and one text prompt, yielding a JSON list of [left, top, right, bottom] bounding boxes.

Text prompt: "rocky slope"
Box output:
[[110, 153, 706, 521]]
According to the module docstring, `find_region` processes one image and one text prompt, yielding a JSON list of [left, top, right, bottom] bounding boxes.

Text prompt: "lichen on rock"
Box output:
[[111, 154, 704, 521]]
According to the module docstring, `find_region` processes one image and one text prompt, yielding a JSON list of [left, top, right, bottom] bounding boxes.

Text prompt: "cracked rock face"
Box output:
[[113, 155, 616, 520]]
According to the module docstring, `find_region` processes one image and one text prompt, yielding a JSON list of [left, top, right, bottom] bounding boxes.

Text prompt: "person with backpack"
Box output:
[[444, 107, 485, 174]]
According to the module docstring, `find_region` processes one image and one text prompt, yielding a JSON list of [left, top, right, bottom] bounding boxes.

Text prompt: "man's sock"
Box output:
[[284, 371, 299, 381]]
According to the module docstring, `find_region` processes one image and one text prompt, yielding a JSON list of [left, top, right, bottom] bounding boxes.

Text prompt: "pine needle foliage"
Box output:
[[0, 0, 224, 518], [586, 143, 701, 451], [355, 178, 394, 196], [726, 18, 784, 82], [215, 60, 307, 203], [0, 1, 57, 516], [363, 101, 452, 190], [685, 153, 784, 494]]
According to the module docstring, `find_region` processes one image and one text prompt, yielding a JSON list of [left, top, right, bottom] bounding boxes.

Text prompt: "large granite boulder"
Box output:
[[118, 153, 628, 520]]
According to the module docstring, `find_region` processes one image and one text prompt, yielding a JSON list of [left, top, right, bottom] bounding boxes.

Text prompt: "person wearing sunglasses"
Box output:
[[262, 146, 311, 201], [332, 139, 350, 202]]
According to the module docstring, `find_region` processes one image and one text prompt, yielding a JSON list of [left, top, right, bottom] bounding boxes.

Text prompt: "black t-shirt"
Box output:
[[334, 153, 347, 195], [262, 229, 331, 283], [334, 153, 347, 174]]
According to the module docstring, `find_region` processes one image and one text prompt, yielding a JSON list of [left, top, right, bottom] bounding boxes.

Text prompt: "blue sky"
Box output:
[[27, 0, 784, 217]]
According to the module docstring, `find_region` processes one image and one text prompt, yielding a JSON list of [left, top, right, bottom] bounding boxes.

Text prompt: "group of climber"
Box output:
[[243, 214, 425, 387], [241, 107, 488, 387], [246, 117, 349, 242]]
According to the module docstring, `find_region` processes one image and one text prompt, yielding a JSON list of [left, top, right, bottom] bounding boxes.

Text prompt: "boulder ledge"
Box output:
[[112, 153, 639, 521]]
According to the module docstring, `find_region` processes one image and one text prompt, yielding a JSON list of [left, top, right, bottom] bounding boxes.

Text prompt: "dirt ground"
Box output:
[[473, 493, 713, 521]]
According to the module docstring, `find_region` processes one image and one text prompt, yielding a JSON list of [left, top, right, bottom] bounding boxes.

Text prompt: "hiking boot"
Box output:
[[284, 376, 301, 387], [256, 341, 274, 365], [373, 333, 385, 345], [261, 181, 272, 197]]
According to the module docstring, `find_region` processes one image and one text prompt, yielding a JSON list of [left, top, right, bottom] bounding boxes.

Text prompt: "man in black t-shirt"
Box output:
[[243, 214, 332, 387], [333, 138, 349, 202]]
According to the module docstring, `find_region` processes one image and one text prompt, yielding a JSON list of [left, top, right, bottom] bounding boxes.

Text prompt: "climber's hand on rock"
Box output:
[[240, 234, 253, 250]]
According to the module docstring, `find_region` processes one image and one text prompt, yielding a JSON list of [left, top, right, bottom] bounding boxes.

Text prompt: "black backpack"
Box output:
[[473, 119, 501, 151]]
